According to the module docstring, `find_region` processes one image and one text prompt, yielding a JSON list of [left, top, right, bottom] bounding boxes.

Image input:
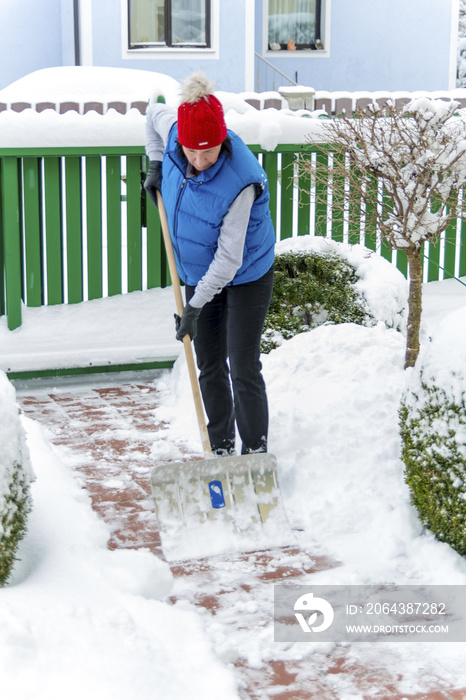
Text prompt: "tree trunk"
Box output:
[[404, 250, 423, 369]]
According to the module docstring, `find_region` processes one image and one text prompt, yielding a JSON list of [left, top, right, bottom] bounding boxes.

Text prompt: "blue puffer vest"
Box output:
[[161, 125, 275, 287]]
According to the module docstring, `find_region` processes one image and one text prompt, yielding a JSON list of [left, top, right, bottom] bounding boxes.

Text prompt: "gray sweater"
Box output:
[[145, 103, 255, 308]]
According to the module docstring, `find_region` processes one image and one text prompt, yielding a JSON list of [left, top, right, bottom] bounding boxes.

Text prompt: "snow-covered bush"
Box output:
[[0, 372, 33, 585], [400, 307, 466, 556], [261, 236, 408, 353]]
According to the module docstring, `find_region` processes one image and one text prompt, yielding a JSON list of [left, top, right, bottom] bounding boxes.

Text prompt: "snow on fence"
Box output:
[[3, 88, 466, 115], [313, 90, 466, 115], [1, 141, 466, 332]]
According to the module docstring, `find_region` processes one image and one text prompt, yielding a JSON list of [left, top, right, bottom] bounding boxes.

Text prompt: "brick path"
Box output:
[[16, 376, 466, 700]]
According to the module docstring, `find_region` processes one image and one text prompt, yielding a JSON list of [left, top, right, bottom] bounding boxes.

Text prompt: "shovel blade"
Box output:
[[151, 452, 293, 561]]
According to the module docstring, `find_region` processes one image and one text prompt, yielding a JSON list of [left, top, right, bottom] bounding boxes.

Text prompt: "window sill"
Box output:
[[265, 49, 329, 58], [124, 47, 218, 59]]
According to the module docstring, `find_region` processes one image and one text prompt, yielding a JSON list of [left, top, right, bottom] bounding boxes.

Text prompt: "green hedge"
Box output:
[[261, 250, 372, 353], [400, 378, 466, 555]]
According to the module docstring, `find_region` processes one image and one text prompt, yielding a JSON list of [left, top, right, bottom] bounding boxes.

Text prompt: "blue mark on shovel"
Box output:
[[208, 480, 226, 509]]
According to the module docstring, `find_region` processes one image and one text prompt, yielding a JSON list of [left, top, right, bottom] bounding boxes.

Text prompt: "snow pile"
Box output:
[[0, 107, 147, 148], [0, 99, 326, 150], [264, 323, 416, 573], [0, 66, 181, 106], [0, 373, 32, 480], [217, 90, 257, 114], [0, 287, 180, 374], [225, 105, 326, 150], [407, 304, 466, 401], [0, 65, 327, 150], [3, 417, 238, 700]]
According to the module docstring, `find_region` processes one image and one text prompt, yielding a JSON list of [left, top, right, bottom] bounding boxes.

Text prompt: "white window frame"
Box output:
[[263, 0, 331, 58], [121, 0, 219, 60]]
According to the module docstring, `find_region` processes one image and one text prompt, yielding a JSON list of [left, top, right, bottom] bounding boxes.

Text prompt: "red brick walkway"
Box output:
[[16, 376, 466, 700]]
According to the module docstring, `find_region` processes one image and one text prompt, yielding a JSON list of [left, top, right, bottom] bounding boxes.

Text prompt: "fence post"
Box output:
[[280, 153, 295, 239], [65, 156, 84, 303], [23, 157, 43, 307], [443, 194, 459, 279], [278, 86, 315, 111], [0, 157, 23, 329], [314, 147, 329, 236], [262, 151, 278, 232], [460, 193, 466, 277], [126, 155, 143, 292], [44, 157, 64, 305], [85, 156, 103, 300], [106, 155, 122, 297]]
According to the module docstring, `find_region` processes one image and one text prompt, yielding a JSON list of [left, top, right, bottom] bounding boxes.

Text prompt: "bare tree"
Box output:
[[298, 99, 466, 368]]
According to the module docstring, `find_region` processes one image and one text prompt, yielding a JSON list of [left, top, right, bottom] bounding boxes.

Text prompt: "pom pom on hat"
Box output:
[[177, 72, 227, 150]]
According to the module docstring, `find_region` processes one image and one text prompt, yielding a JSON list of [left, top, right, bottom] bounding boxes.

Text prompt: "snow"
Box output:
[[2, 66, 466, 697], [0, 374, 30, 481], [0, 65, 326, 150], [3, 251, 466, 697], [2, 421, 238, 700], [0, 288, 180, 374], [146, 265, 466, 693], [0, 100, 325, 151], [0, 107, 148, 148], [0, 66, 182, 106], [404, 301, 466, 407]]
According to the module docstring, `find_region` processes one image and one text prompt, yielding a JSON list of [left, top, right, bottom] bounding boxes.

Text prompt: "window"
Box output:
[[267, 0, 322, 51], [128, 0, 211, 49]]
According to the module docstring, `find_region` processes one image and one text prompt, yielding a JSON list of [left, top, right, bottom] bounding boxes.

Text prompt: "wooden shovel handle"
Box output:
[[156, 191, 213, 458]]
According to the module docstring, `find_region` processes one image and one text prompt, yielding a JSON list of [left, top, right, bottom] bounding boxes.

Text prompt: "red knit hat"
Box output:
[[177, 72, 227, 150]]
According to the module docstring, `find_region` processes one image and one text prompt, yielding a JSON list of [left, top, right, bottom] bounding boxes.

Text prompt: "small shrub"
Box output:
[[0, 375, 33, 586], [400, 378, 466, 556], [0, 462, 32, 585], [261, 250, 371, 353]]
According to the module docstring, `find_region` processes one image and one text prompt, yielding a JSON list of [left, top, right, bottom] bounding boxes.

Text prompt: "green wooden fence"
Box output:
[[1, 143, 466, 333], [0, 146, 169, 331]]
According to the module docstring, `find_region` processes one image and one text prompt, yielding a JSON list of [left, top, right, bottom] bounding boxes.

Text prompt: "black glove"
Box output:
[[144, 160, 163, 207], [175, 303, 202, 341]]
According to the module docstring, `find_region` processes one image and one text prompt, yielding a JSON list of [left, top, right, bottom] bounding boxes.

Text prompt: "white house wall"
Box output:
[[0, 0, 63, 90], [94, 0, 246, 93], [256, 0, 456, 92], [0, 0, 458, 93]]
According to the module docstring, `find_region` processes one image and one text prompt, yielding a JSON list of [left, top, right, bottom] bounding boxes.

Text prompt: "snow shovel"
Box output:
[[150, 191, 292, 561]]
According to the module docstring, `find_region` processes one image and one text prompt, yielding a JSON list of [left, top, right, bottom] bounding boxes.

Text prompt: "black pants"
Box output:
[[185, 266, 274, 455]]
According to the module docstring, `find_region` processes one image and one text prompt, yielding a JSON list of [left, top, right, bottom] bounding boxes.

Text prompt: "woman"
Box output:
[[145, 72, 275, 456]]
